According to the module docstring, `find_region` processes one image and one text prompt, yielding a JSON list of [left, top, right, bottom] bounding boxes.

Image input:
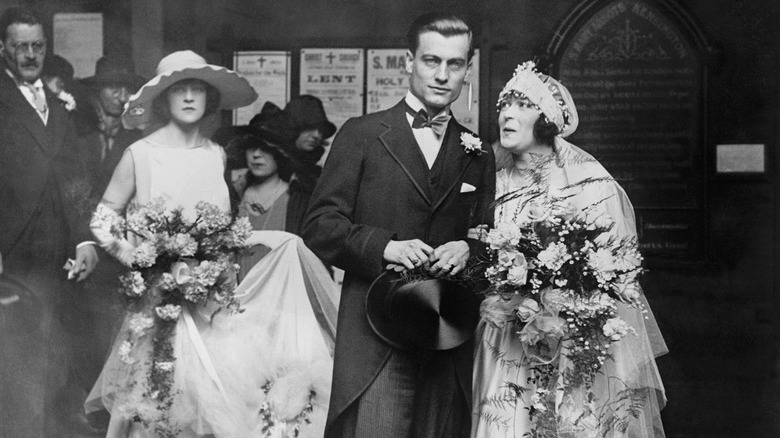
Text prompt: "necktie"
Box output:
[[405, 104, 451, 137], [22, 82, 47, 114]]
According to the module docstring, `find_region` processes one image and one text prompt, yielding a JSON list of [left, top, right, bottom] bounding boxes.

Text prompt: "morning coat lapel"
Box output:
[[431, 120, 474, 211], [0, 72, 48, 151], [44, 89, 67, 153], [378, 101, 433, 205]]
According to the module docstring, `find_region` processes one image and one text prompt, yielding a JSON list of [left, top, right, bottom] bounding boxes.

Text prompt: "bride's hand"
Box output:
[[467, 224, 489, 241]]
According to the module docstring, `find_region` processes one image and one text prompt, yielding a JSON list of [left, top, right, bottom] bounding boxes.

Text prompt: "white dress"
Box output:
[[471, 139, 667, 438], [85, 138, 338, 437]]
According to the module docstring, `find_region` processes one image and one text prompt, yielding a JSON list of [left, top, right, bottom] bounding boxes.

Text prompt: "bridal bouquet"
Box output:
[[111, 198, 252, 436], [479, 195, 646, 436]]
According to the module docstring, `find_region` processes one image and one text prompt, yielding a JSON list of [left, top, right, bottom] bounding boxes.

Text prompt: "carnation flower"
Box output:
[[165, 233, 198, 257], [194, 202, 232, 234], [120, 271, 146, 297], [460, 132, 483, 155], [155, 304, 182, 321], [537, 241, 570, 271], [128, 314, 155, 336], [118, 340, 135, 364], [132, 241, 158, 268]]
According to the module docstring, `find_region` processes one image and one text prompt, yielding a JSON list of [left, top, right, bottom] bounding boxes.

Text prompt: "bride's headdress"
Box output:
[[498, 60, 579, 138]]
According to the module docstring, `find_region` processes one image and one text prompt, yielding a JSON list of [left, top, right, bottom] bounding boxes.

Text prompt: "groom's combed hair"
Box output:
[[407, 13, 474, 60]]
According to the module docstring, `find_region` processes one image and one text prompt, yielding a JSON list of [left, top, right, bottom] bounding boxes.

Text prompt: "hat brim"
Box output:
[[365, 271, 479, 351], [122, 65, 258, 129], [81, 72, 146, 91]]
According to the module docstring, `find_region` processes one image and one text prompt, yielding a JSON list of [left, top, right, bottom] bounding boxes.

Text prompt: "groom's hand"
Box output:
[[383, 239, 434, 271], [428, 240, 469, 275]]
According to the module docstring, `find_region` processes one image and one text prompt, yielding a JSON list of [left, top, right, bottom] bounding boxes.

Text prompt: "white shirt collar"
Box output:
[[5, 69, 44, 89], [404, 91, 449, 118]]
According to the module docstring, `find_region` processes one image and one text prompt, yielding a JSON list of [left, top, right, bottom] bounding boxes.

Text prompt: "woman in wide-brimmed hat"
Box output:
[[85, 50, 337, 438]]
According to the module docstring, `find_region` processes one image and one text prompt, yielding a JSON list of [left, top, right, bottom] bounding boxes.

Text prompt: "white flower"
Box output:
[[57, 90, 76, 111], [506, 252, 529, 286], [132, 241, 157, 268], [128, 314, 154, 336], [537, 241, 570, 271], [602, 317, 635, 341], [515, 297, 540, 322], [120, 271, 146, 297], [531, 388, 549, 412], [460, 132, 483, 155], [486, 221, 523, 249], [118, 341, 135, 364], [155, 361, 175, 372], [155, 304, 182, 321]]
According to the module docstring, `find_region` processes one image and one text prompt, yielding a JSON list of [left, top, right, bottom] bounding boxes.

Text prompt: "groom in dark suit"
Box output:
[[0, 7, 98, 436], [303, 13, 494, 437]]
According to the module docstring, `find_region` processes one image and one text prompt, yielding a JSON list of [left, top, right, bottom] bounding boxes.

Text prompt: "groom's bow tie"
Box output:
[[405, 104, 450, 137]]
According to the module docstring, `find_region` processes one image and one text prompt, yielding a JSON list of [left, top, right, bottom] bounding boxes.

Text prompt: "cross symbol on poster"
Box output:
[[257, 56, 266, 68], [326, 52, 335, 64]]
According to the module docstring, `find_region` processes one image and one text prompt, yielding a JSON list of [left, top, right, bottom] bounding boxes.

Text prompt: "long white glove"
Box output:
[[90, 203, 135, 267]]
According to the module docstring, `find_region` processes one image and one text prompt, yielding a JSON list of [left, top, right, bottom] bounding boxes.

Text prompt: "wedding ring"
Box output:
[[445, 263, 455, 271], [410, 257, 420, 265]]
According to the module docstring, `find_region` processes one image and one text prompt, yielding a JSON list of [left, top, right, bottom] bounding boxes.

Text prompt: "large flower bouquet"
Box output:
[[479, 191, 648, 437], [107, 198, 251, 437]]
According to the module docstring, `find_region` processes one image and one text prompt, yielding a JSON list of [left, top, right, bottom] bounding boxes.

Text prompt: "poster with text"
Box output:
[[366, 48, 479, 133], [53, 13, 103, 79], [300, 48, 364, 130], [233, 51, 291, 125], [366, 49, 409, 114]]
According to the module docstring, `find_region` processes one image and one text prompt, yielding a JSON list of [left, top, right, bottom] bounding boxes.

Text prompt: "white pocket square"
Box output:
[[460, 182, 476, 193]]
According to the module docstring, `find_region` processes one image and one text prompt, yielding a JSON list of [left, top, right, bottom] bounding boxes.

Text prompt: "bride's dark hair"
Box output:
[[151, 79, 221, 123], [534, 114, 560, 147]]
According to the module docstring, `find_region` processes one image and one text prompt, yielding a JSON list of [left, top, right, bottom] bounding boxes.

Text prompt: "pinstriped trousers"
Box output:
[[330, 346, 471, 438]]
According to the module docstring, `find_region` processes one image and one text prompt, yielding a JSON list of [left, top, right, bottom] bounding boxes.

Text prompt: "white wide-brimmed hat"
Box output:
[[122, 50, 258, 129]]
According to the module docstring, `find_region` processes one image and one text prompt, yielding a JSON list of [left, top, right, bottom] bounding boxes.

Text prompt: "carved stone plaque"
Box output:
[[556, 0, 704, 258]]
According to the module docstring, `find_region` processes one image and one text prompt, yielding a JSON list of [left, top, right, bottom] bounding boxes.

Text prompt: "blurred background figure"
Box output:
[[76, 56, 145, 200], [41, 53, 74, 96]]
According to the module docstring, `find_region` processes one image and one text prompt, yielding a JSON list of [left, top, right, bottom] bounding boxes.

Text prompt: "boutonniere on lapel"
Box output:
[[56, 90, 77, 112], [460, 132, 484, 156]]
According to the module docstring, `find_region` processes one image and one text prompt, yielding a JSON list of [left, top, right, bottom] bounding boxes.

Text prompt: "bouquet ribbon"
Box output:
[[181, 306, 229, 402]]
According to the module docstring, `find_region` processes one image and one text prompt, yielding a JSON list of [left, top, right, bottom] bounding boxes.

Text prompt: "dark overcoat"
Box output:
[[0, 70, 94, 437], [302, 100, 495, 432]]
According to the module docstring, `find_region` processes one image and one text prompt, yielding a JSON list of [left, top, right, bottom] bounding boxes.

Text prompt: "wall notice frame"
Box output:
[[716, 144, 766, 174], [233, 51, 291, 125], [300, 48, 364, 130], [53, 13, 103, 79]]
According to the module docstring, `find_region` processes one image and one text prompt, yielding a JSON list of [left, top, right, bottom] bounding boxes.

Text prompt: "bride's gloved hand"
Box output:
[[91, 203, 135, 267], [467, 224, 489, 241]]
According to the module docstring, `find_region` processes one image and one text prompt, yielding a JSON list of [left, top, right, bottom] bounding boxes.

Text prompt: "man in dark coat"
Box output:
[[303, 13, 495, 438], [0, 7, 98, 436]]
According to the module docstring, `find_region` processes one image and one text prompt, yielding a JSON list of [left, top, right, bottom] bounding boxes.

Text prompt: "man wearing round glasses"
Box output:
[[0, 6, 98, 437]]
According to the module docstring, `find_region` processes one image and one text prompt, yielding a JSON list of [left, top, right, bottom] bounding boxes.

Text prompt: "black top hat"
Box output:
[[365, 271, 480, 351], [82, 56, 145, 91], [283, 95, 337, 139]]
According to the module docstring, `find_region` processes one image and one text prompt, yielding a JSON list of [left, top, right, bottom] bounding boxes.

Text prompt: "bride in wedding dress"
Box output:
[[85, 50, 337, 438]]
